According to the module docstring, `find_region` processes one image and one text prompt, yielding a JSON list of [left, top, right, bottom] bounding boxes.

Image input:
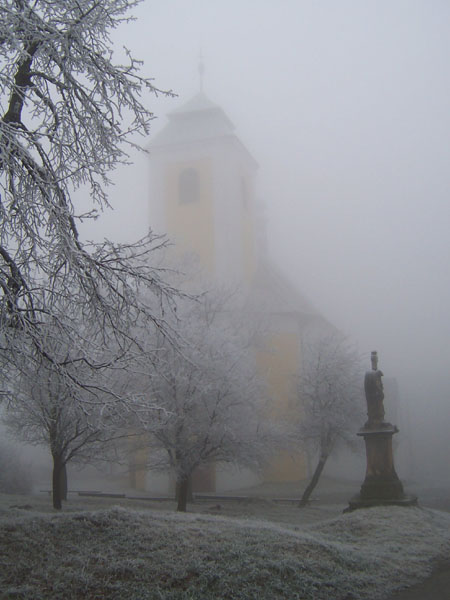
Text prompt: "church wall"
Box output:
[[257, 329, 307, 482], [212, 141, 255, 284], [128, 436, 150, 492], [150, 138, 257, 285], [238, 161, 257, 282], [215, 464, 260, 492], [145, 471, 171, 494], [165, 157, 215, 274], [148, 155, 167, 235]]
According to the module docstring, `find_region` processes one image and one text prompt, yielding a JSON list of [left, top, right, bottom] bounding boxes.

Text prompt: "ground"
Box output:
[[1, 478, 449, 599]]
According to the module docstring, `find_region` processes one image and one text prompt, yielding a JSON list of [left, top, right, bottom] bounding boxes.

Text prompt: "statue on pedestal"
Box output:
[[346, 351, 417, 511]]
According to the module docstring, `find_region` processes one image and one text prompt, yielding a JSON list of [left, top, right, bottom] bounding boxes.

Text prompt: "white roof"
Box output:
[[248, 259, 322, 318], [151, 91, 236, 147]]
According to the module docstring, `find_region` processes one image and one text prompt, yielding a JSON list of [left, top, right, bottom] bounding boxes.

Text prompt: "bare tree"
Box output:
[[295, 334, 364, 507], [3, 317, 132, 509], [0, 1, 178, 400], [133, 288, 275, 512]]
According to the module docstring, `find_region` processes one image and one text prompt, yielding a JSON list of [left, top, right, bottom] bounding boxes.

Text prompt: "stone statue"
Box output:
[[346, 349, 417, 510], [364, 351, 385, 428]]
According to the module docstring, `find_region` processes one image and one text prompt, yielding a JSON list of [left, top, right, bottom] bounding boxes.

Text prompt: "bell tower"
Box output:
[[146, 90, 327, 492], [148, 91, 259, 284]]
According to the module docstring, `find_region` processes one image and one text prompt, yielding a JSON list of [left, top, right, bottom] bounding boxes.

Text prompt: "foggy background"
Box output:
[[79, 1, 450, 484]]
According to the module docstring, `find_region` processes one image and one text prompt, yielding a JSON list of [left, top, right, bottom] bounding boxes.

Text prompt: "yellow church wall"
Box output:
[[128, 435, 148, 492], [165, 159, 215, 275], [257, 331, 307, 482]]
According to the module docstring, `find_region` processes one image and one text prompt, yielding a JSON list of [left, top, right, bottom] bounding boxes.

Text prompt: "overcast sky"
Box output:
[[81, 1, 450, 433]]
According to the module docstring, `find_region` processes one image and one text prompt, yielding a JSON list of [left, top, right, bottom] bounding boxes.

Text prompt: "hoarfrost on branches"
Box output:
[[2, 311, 133, 509], [0, 1, 178, 401], [295, 333, 364, 506], [130, 285, 278, 511]]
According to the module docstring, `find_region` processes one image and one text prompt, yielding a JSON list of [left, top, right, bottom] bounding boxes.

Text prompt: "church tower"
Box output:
[[146, 90, 331, 492], [149, 91, 259, 284]]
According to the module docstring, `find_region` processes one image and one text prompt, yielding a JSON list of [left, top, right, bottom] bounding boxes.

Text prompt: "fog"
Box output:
[[78, 1, 450, 484]]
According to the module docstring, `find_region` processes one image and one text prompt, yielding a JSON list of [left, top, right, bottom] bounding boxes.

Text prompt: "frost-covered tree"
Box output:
[[134, 289, 275, 512], [2, 312, 134, 509], [0, 1, 177, 400], [295, 334, 364, 507]]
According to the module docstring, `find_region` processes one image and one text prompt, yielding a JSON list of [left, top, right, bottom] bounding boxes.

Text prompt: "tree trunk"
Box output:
[[175, 475, 193, 505], [52, 456, 64, 510], [299, 452, 329, 507], [176, 476, 190, 512], [60, 463, 68, 501]]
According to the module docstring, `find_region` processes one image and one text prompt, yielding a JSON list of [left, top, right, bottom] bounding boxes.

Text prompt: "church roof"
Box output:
[[247, 259, 324, 321], [150, 91, 237, 148], [170, 91, 231, 118]]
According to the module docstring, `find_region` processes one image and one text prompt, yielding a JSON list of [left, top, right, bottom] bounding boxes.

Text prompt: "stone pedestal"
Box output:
[[347, 424, 417, 511]]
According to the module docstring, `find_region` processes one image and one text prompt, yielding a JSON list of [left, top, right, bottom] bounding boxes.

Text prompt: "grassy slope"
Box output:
[[1, 499, 450, 600]]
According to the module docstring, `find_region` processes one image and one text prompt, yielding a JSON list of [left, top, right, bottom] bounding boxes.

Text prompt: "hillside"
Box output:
[[1, 495, 449, 599]]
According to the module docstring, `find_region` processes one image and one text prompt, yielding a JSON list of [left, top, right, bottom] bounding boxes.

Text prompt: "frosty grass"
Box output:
[[1, 497, 449, 599]]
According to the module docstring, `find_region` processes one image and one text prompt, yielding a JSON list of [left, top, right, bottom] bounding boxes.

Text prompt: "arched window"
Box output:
[[178, 167, 200, 204]]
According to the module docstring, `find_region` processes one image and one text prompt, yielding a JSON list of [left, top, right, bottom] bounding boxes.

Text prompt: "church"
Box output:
[[133, 89, 332, 492]]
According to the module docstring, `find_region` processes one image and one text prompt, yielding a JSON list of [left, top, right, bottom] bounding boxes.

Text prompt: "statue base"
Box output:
[[346, 493, 418, 512], [346, 423, 417, 512]]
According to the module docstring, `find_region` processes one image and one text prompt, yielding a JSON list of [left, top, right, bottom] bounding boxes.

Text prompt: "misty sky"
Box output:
[[81, 1, 450, 428]]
